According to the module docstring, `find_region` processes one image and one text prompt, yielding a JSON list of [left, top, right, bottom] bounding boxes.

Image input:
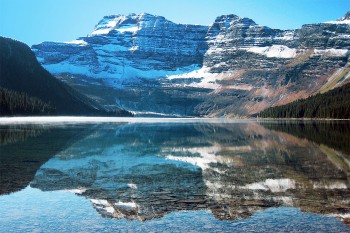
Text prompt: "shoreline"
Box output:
[[0, 116, 254, 125], [0, 116, 349, 125], [256, 118, 350, 121]]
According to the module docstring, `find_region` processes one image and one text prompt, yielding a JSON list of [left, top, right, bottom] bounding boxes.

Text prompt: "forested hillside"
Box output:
[[256, 83, 350, 119], [0, 36, 132, 116], [0, 87, 53, 115]]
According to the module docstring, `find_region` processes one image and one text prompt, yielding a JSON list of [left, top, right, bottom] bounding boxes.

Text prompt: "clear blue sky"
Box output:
[[0, 0, 349, 46]]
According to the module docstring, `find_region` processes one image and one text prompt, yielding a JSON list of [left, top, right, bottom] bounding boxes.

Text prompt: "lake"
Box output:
[[0, 118, 349, 232]]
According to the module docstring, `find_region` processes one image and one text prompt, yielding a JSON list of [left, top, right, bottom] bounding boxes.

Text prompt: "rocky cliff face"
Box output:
[[33, 13, 207, 83], [32, 12, 350, 117]]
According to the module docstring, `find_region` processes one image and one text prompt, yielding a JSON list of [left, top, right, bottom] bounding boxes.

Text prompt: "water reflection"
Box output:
[[261, 120, 350, 155], [0, 124, 97, 195], [0, 125, 46, 146], [1, 121, 350, 227]]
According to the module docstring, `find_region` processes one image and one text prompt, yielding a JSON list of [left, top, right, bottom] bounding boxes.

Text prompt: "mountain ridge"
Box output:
[[32, 12, 350, 117]]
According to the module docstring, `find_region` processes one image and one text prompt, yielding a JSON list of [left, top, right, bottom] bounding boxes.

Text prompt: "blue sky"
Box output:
[[0, 0, 349, 46]]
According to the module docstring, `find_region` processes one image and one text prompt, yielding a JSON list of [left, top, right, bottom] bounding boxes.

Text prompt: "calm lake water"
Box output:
[[0, 118, 349, 232]]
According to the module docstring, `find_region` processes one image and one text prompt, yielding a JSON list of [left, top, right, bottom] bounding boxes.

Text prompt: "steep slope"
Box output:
[[256, 82, 350, 119], [33, 13, 208, 83], [192, 13, 350, 116], [0, 37, 131, 116], [0, 87, 54, 115], [32, 12, 350, 117]]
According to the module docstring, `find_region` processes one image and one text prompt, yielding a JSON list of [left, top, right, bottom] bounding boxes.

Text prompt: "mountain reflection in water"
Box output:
[[1, 120, 349, 227]]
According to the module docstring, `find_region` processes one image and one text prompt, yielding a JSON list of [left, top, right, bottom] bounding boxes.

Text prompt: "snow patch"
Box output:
[[65, 40, 88, 46], [130, 111, 184, 117], [314, 49, 349, 57], [127, 183, 137, 189], [91, 199, 109, 206], [90, 15, 141, 36], [206, 47, 236, 55], [242, 45, 297, 58], [167, 66, 220, 89], [91, 199, 116, 215], [166, 155, 214, 170], [62, 188, 87, 194], [116, 25, 139, 33], [129, 46, 139, 51], [116, 201, 137, 209], [106, 20, 117, 28], [90, 199, 137, 217], [90, 16, 120, 36], [165, 144, 231, 170], [44, 61, 200, 87], [167, 66, 254, 90], [104, 206, 116, 214], [274, 31, 295, 41], [90, 28, 113, 36], [167, 66, 210, 80], [325, 20, 350, 25], [329, 213, 350, 219], [241, 179, 296, 192]]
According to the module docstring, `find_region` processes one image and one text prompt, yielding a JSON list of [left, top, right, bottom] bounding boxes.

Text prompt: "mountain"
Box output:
[[256, 82, 350, 119], [0, 37, 132, 116], [32, 12, 350, 117]]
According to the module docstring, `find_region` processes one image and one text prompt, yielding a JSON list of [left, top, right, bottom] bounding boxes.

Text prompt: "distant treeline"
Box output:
[[256, 82, 350, 119], [0, 87, 54, 115]]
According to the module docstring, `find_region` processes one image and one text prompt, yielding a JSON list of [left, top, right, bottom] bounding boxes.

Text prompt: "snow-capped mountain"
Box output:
[[326, 11, 350, 24], [33, 13, 207, 83], [32, 12, 350, 117]]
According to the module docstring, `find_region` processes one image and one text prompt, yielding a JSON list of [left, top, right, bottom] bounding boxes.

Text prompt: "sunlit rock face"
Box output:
[[32, 13, 350, 117], [33, 13, 208, 83], [196, 13, 350, 116], [30, 122, 350, 224]]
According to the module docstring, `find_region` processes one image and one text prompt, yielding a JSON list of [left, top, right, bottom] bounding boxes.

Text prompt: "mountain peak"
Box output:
[[340, 11, 350, 21], [214, 14, 240, 23], [211, 14, 257, 32], [89, 13, 169, 36], [325, 11, 350, 25], [239, 17, 257, 26]]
